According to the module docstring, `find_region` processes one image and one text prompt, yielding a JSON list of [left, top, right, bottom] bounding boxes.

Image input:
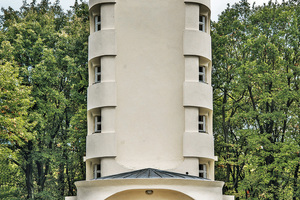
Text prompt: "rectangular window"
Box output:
[[95, 116, 101, 133], [93, 164, 101, 179], [199, 66, 205, 82], [199, 15, 206, 32], [95, 66, 101, 83], [198, 115, 206, 132], [199, 164, 207, 178], [95, 15, 101, 32]]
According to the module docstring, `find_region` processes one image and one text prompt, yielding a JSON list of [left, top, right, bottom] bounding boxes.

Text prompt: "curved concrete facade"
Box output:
[[86, 133, 116, 160], [85, 0, 118, 182], [184, 30, 212, 60], [182, 1, 216, 192], [183, 132, 214, 160], [76, 179, 225, 200], [89, 0, 116, 9], [183, 82, 213, 110], [87, 82, 117, 110], [184, 0, 211, 9], [88, 30, 116, 60]]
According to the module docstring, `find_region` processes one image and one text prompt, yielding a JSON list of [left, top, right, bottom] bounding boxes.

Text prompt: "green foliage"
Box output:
[[0, 0, 88, 199], [0, 41, 32, 200], [1, 0, 299, 199], [212, 0, 300, 199]]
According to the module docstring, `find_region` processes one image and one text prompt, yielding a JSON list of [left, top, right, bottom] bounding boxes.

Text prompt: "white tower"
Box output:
[[66, 0, 234, 199]]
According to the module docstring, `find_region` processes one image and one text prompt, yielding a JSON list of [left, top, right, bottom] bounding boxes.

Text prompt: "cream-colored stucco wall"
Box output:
[[76, 179, 225, 200], [85, 0, 216, 177], [114, 0, 185, 170]]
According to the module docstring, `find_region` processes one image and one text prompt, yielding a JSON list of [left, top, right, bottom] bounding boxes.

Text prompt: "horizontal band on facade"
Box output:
[[87, 82, 117, 110], [183, 132, 215, 160], [89, 30, 116, 61], [183, 82, 213, 110], [183, 30, 211, 60], [75, 178, 224, 200], [86, 132, 117, 160], [184, 0, 211, 9], [89, 0, 116, 9]]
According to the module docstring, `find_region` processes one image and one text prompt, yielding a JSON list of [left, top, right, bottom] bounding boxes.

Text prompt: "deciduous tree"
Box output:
[[212, 0, 300, 199]]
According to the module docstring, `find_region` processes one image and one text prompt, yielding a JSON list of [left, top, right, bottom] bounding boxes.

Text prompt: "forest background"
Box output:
[[0, 0, 299, 199]]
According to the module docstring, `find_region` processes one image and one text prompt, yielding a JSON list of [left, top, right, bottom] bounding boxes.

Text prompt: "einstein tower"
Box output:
[[66, 0, 234, 199]]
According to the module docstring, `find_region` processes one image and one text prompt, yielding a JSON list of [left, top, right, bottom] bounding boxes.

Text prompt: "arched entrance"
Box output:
[[106, 189, 194, 200]]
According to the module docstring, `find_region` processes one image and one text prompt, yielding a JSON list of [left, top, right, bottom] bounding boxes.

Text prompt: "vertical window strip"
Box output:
[[199, 164, 207, 178], [199, 66, 205, 82], [199, 15, 206, 32], [95, 66, 101, 83], [94, 164, 101, 179], [95, 15, 101, 32], [95, 116, 101, 133], [198, 115, 206, 132]]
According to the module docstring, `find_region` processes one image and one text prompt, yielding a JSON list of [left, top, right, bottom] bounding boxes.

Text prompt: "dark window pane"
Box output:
[[199, 165, 204, 170], [199, 124, 203, 131], [199, 115, 203, 121], [199, 16, 204, 22], [199, 75, 204, 82]]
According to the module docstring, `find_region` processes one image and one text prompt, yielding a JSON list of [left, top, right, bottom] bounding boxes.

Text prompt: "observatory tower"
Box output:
[[66, 0, 234, 199]]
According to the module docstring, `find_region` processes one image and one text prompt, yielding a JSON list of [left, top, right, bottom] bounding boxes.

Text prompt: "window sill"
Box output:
[[93, 131, 101, 134], [93, 81, 101, 85], [198, 131, 208, 134], [199, 81, 208, 84]]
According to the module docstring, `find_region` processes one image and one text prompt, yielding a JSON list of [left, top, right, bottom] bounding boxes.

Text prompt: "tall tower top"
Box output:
[[87, 0, 213, 172]]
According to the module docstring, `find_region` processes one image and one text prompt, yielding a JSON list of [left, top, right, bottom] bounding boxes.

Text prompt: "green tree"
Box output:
[[0, 0, 88, 199], [212, 0, 300, 199], [0, 40, 33, 199]]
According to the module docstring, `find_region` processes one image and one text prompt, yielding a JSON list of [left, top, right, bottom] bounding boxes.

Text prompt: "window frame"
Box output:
[[199, 164, 207, 178], [198, 115, 206, 133], [94, 115, 101, 133], [199, 66, 206, 82], [199, 15, 206, 32], [93, 164, 101, 179], [95, 15, 101, 32], [94, 65, 101, 83]]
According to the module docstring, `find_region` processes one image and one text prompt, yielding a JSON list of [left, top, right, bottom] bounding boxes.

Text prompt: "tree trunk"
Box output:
[[293, 164, 299, 200], [25, 141, 34, 199], [58, 161, 65, 197]]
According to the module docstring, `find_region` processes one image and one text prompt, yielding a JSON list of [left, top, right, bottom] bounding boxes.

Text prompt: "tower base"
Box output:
[[66, 168, 234, 200]]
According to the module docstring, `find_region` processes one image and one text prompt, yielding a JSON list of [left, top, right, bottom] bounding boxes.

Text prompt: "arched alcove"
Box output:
[[106, 189, 194, 200]]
